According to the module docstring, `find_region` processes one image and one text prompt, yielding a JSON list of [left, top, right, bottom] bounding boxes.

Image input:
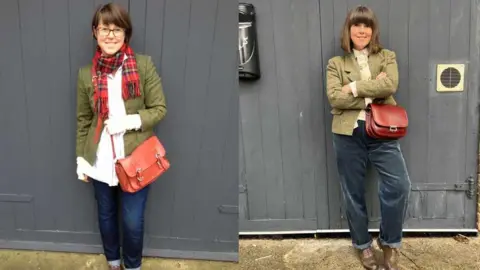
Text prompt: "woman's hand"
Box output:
[[341, 84, 352, 94], [76, 157, 89, 182], [376, 72, 387, 80], [105, 114, 142, 135]]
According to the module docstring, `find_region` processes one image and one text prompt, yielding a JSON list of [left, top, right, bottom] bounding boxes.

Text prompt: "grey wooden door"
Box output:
[[321, 0, 479, 231], [239, 0, 479, 233], [239, 0, 329, 232], [0, 0, 238, 261]]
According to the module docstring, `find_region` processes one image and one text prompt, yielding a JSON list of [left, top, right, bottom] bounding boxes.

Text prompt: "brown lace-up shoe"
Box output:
[[376, 238, 399, 270], [358, 247, 379, 269], [108, 265, 122, 270]]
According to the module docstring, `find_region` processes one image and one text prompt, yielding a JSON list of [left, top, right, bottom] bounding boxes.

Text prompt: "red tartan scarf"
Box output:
[[91, 44, 141, 142]]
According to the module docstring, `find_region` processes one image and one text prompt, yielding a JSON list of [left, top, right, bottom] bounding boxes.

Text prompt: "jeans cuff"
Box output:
[[353, 240, 372, 250], [378, 238, 402, 249], [108, 260, 121, 267]]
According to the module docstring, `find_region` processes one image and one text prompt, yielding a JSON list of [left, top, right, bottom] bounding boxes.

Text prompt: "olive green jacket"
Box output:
[[76, 54, 167, 165], [325, 49, 399, 135]]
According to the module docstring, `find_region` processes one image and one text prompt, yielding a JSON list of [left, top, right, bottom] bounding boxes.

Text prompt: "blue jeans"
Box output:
[[332, 120, 411, 250], [92, 179, 150, 269]]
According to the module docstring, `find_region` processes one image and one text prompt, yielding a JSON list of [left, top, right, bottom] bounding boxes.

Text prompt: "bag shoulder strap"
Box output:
[[110, 135, 117, 159]]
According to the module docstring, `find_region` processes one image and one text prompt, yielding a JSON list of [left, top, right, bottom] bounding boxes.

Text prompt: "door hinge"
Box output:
[[466, 175, 476, 199], [239, 184, 247, 193], [411, 176, 476, 199]]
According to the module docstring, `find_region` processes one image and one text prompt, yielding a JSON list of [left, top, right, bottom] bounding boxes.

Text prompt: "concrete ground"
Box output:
[[1, 236, 480, 269]]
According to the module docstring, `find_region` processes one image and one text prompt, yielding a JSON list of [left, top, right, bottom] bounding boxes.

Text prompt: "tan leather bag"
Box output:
[[111, 135, 170, 193]]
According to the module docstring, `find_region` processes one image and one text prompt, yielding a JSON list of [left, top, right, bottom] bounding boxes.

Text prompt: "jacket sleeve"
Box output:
[[326, 58, 368, 110], [76, 68, 93, 157], [354, 50, 399, 98], [137, 56, 167, 131]]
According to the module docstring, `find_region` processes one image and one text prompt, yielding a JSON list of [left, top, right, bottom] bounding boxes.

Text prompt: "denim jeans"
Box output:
[[92, 179, 150, 269], [332, 120, 411, 250]]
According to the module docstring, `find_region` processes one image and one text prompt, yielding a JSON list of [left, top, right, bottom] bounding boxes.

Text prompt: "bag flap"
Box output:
[[117, 136, 167, 177], [370, 103, 409, 128]]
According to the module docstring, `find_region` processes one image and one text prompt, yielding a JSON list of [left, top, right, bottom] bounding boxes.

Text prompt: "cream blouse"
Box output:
[[349, 48, 373, 128]]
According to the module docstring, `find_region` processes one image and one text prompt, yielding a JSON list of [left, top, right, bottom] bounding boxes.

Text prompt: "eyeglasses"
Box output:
[[97, 27, 125, 37]]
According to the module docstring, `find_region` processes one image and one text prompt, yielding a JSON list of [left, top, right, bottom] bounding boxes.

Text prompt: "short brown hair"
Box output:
[[91, 3, 133, 43], [340, 6, 382, 54]]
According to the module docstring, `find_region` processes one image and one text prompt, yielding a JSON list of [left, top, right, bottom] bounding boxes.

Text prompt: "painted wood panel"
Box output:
[[240, 0, 479, 233], [239, 0, 328, 232], [0, 0, 238, 261]]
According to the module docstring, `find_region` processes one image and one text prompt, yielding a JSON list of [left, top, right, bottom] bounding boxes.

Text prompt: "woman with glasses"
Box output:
[[326, 6, 410, 270], [75, 3, 167, 270]]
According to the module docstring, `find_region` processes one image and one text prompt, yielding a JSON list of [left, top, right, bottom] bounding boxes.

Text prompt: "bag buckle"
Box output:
[[136, 168, 144, 181], [389, 126, 398, 132]]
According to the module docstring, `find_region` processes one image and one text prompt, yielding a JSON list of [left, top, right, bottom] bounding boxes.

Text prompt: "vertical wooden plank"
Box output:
[[129, 0, 147, 52], [222, 76, 240, 242], [152, 0, 191, 237], [291, 0, 318, 222], [320, 0, 344, 229], [425, 0, 451, 219], [240, 86, 268, 220], [66, 0, 97, 232], [408, 0, 430, 219], [169, 0, 217, 239], [218, 6, 240, 238], [444, 0, 470, 220], [45, 0, 97, 232], [248, 0, 286, 220], [368, 0, 390, 48], [239, 115, 249, 221], [0, 0, 35, 231], [193, 0, 237, 242], [333, 0, 348, 57], [141, 1, 163, 237], [237, 1, 270, 220], [464, 0, 480, 228], [333, 0, 350, 229], [17, 0, 56, 230], [145, 0, 166, 69], [307, 0, 330, 229], [271, 0, 304, 220]]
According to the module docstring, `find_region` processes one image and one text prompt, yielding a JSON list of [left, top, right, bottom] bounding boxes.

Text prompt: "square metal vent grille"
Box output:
[[436, 64, 465, 92]]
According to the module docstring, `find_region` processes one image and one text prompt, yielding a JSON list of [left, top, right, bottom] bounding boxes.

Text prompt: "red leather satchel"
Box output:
[[365, 103, 408, 139], [111, 135, 170, 193]]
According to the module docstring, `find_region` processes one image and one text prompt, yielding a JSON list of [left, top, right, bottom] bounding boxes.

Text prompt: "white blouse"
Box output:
[[82, 56, 128, 187]]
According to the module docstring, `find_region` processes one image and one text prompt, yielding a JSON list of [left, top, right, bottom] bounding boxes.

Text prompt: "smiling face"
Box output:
[[340, 6, 382, 54], [94, 22, 125, 56], [91, 3, 132, 56], [350, 23, 372, 51]]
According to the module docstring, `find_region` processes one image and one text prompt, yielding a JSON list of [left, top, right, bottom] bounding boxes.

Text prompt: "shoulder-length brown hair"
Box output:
[[340, 6, 382, 54]]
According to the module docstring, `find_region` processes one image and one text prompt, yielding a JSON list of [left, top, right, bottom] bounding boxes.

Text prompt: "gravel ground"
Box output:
[[1, 236, 480, 269]]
